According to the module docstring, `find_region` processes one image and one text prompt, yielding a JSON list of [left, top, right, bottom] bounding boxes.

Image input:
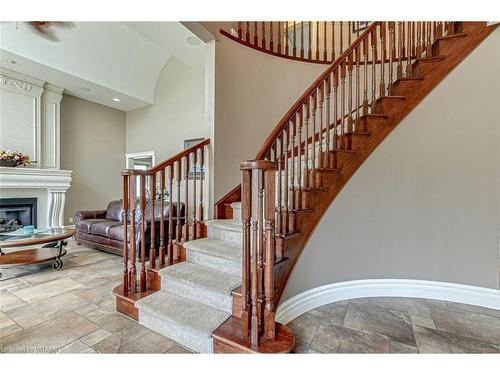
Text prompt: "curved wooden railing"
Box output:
[[221, 22, 371, 64], [221, 21, 458, 345], [121, 139, 210, 295]]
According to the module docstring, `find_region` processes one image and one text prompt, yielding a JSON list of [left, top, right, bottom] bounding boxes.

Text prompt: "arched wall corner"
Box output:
[[276, 279, 500, 325]]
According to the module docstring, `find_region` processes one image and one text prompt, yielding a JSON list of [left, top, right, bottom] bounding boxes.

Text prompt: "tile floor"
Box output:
[[289, 297, 500, 353], [1, 238, 499, 354], [0, 239, 191, 353]]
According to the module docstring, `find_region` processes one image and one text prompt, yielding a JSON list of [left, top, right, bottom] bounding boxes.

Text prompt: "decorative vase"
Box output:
[[0, 160, 19, 167]]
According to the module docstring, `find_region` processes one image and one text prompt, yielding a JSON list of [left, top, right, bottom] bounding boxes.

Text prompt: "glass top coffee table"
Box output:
[[0, 227, 75, 279]]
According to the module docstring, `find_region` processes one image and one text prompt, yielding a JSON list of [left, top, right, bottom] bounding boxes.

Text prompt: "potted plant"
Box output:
[[0, 150, 32, 167]]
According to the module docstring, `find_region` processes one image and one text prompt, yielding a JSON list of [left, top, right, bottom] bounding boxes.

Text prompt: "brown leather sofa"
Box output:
[[74, 199, 185, 256]]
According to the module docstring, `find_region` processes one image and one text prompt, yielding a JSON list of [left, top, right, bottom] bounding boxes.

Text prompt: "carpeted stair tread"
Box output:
[[135, 290, 230, 353], [205, 219, 242, 244], [206, 219, 241, 232], [159, 262, 241, 312], [184, 238, 241, 262]]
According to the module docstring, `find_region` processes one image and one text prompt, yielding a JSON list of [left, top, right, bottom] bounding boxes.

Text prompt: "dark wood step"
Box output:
[[374, 96, 406, 115], [432, 32, 468, 55], [113, 284, 157, 321], [357, 113, 389, 132], [212, 316, 294, 353], [391, 76, 424, 96], [412, 55, 445, 76], [347, 131, 371, 150]]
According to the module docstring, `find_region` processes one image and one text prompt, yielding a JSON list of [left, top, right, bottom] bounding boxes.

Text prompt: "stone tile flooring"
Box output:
[[289, 297, 500, 353], [1, 238, 499, 354], [0, 239, 191, 353]]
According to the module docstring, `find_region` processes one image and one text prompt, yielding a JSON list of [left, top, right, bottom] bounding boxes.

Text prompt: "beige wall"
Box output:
[[126, 57, 206, 162], [282, 27, 500, 302], [61, 94, 126, 224], [202, 22, 327, 201]]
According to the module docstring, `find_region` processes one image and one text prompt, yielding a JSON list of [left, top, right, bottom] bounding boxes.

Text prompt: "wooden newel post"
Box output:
[[240, 160, 277, 347], [122, 174, 129, 294], [240, 168, 251, 339]]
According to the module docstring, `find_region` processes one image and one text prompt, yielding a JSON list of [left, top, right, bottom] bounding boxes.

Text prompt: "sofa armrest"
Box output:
[[74, 210, 107, 222]]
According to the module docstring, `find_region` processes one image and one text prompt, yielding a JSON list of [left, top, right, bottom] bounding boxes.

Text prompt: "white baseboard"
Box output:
[[276, 279, 500, 324]]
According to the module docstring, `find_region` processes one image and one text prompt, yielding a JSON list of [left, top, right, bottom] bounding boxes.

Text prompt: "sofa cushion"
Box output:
[[90, 221, 122, 237], [105, 199, 123, 222], [108, 224, 126, 242], [76, 219, 108, 234]]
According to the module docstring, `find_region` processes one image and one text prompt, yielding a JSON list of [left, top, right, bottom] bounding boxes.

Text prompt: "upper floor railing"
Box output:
[[221, 21, 370, 64]]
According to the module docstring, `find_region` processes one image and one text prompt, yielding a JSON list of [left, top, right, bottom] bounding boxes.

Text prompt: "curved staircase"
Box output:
[[114, 21, 496, 353]]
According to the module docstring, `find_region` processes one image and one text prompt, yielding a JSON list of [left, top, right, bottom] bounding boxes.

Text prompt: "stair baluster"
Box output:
[[379, 22, 387, 97], [297, 107, 303, 207], [325, 76, 331, 166], [199, 147, 205, 225], [293, 21, 297, 57], [300, 22, 304, 58], [355, 45, 361, 130], [159, 169, 166, 267], [323, 21, 327, 61], [397, 21, 404, 78], [168, 165, 174, 264], [388, 22, 395, 95], [315, 21, 320, 60], [370, 28, 377, 110], [347, 52, 354, 149], [331, 21, 335, 61], [318, 83, 324, 167], [193, 150, 198, 240], [277, 22, 281, 54], [140, 174, 147, 291]]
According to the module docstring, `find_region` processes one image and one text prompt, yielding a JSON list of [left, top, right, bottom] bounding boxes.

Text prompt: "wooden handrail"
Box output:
[[255, 22, 380, 160], [122, 138, 210, 176]]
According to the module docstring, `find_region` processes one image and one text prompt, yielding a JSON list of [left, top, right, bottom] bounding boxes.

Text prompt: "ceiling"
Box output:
[[0, 22, 205, 111]]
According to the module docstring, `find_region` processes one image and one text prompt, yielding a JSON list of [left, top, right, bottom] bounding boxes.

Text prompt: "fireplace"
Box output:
[[0, 198, 37, 233]]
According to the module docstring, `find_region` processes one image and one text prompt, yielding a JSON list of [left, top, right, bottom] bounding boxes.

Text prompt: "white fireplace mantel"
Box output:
[[0, 167, 72, 228]]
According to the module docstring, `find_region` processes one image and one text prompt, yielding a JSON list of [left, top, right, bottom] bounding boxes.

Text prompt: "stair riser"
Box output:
[[139, 311, 213, 353], [374, 99, 406, 116], [161, 276, 233, 313], [391, 81, 422, 97], [187, 249, 241, 277], [207, 226, 242, 244], [412, 61, 441, 77], [350, 134, 370, 150], [324, 151, 354, 169], [432, 36, 467, 56], [232, 206, 242, 221], [358, 117, 386, 133]]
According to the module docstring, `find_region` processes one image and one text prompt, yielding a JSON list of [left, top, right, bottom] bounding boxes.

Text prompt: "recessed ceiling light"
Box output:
[[113, 98, 121, 102], [186, 36, 201, 46], [6, 59, 16, 64], [77, 86, 90, 92]]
